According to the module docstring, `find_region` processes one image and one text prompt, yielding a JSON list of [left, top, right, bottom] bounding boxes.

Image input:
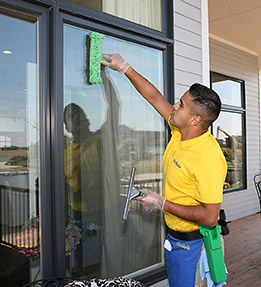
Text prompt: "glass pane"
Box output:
[[0, 10, 40, 285], [64, 24, 165, 279], [212, 73, 242, 107], [69, 0, 162, 31], [213, 112, 243, 190]]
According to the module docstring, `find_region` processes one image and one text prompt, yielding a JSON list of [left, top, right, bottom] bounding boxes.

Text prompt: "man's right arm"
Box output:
[[102, 54, 173, 122]]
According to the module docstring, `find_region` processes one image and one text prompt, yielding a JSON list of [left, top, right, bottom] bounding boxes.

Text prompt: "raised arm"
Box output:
[[101, 54, 173, 122]]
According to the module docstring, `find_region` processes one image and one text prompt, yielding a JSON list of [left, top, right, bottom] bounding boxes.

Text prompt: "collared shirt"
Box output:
[[163, 122, 227, 232], [64, 132, 101, 212]]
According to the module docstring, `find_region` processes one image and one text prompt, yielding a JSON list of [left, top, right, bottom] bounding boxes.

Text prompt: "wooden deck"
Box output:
[[224, 213, 261, 286]]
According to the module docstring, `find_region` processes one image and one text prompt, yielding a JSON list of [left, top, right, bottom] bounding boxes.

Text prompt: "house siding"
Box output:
[[210, 38, 261, 221], [174, 0, 202, 99]]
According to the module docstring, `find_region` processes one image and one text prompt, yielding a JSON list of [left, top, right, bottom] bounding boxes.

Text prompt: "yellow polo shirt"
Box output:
[[163, 123, 227, 232], [64, 132, 101, 212]]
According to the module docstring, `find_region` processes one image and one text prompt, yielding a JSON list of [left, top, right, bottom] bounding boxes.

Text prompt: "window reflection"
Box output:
[[0, 11, 40, 285], [64, 25, 164, 279], [68, 0, 162, 31], [211, 72, 245, 191], [212, 73, 242, 107], [213, 112, 243, 189]]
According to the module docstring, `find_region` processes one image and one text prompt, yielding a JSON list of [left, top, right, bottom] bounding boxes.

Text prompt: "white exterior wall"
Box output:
[[174, 0, 203, 99], [209, 38, 261, 221]]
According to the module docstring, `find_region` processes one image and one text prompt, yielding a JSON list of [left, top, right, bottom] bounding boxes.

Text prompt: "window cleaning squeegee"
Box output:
[[122, 167, 146, 220]]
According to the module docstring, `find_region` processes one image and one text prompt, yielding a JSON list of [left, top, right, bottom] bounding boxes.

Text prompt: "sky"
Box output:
[[63, 24, 165, 134], [0, 13, 37, 147]]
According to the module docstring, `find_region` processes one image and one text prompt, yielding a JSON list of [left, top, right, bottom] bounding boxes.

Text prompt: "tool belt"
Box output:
[[166, 225, 203, 241]]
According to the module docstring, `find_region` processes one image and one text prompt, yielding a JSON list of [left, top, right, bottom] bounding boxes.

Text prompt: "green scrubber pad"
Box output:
[[87, 32, 108, 85]]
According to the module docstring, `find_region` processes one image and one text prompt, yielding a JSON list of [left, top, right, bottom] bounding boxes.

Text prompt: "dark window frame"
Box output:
[[0, 0, 174, 285], [60, 9, 173, 286], [59, 0, 173, 40], [210, 71, 247, 193], [0, 0, 55, 278]]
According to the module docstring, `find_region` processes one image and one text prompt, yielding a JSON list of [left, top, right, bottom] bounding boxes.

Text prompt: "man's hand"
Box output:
[[101, 54, 130, 74], [138, 189, 221, 226], [102, 53, 173, 122], [136, 189, 166, 211]]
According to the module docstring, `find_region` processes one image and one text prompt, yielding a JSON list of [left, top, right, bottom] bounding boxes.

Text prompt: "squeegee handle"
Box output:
[[138, 191, 146, 197], [102, 57, 109, 62]]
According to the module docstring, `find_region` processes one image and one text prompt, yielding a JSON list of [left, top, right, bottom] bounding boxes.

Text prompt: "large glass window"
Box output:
[[211, 72, 246, 191], [63, 24, 165, 279], [68, 0, 163, 31], [0, 10, 40, 285]]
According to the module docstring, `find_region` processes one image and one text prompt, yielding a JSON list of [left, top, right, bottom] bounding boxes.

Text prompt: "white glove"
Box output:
[[101, 54, 130, 74], [136, 189, 166, 211]]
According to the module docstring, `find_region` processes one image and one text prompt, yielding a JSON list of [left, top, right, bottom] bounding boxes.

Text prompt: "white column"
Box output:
[[201, 0, 210, 87], [258, 55, 261, 172]]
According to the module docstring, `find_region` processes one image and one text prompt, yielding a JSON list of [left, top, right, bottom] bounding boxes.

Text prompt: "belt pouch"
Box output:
[[199, 223, 227, 282]]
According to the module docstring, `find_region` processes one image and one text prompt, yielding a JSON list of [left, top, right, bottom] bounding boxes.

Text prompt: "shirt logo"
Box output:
[[174, 159, 181, 168]]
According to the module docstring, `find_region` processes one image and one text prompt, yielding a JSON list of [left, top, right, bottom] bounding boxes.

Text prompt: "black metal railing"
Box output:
[[0, 184, 39, 253]]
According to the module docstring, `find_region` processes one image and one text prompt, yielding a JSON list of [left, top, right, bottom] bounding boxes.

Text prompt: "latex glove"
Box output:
[[101, 54, 130, 74], [136, 189, 166, 211]]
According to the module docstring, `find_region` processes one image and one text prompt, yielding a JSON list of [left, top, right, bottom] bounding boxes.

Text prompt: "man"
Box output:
[[101, 54, 227, 286], [63, 103, 102, 275]]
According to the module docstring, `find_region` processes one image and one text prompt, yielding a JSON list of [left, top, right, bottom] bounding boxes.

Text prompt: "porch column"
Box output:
[[258, 55, 261, 172], [201, 0, 210, 87]]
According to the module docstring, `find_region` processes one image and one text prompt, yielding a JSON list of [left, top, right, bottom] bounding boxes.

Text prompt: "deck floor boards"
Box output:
[[224, 213, 261, 286]]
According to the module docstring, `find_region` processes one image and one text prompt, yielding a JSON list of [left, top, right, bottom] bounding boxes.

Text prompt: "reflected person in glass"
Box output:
[[63, 103, 102, 275], [63, 68, 121, 278], [101, 54, 227, 287]]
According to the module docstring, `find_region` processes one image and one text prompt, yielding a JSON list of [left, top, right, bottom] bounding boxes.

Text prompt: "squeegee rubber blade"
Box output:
[[122, 167, 136, 220]]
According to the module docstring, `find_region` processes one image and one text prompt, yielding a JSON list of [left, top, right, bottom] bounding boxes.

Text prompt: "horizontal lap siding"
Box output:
[[174, 0, 202, 99], [210, 38, 260, 221]]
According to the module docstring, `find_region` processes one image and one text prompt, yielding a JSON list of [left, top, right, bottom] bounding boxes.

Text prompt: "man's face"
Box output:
[[169, 91, 195, 129]]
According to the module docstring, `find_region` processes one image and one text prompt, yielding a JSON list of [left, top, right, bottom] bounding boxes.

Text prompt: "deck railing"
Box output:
[[0, 184, 39, 252]]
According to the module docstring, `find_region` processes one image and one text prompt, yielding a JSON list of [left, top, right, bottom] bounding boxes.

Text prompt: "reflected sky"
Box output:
[[0, 12, 37, 146], [64, 24, 164, 133], [213, 111, 242, 139], [212, 79, 242, 107]]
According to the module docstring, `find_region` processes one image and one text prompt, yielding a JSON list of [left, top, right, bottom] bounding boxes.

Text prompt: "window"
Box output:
[[60, 0, 173, 282], [1, 0, 173, 284], [0, 9, 40, 284], [68, 0, 163, 31], [211, 72, 246, 191], [63, 24, 165, 279]]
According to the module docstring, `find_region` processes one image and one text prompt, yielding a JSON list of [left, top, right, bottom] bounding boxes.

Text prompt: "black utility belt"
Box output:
[[166, 225, 203, 241]]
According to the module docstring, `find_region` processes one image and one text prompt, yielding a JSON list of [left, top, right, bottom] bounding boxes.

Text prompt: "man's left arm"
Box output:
[[137, 190, 220, 227], [163, 200, 221, 227], [137, 153, 226, 227]]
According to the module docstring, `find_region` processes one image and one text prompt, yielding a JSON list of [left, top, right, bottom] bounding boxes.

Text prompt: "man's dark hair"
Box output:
[[189, 83, 221, 129]]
